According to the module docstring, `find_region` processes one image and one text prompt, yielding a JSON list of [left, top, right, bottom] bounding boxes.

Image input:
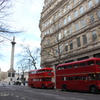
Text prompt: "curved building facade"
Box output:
[[39, 0, 100, 80]]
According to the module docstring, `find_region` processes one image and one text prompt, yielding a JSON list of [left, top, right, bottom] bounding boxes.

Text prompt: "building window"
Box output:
[[64, 30, 67, 36], [68, 15, 71, 22], [77, 37, 81, 47], [63, 8, 66, 13], [55, 47, 58, 55], [58, 22, 61, 28], [93, 53, 100, 58], [8, 73, 11, 77], [12, 73, 15, 77], [47, 39, 50, 44], [90, 14, 94, 23], [54, 15, 56, 20], [47, 52, 50, 57], [68, 27, 72, 34], [58, 12, 60, 17], [80, 6, 84, 14], [92, 31, 97, 42], [81, 20, 85, 28], [60, 45, 63, 53], [56, 24, 58, 30], [83, 34, 87, 44], [67, 4, 70, 10], [59, 33, 62, 40], [97, 10, 100, 19], [74, 0, 76, 5], [63, 18, 67, 25], [65, 43, 68, 51], [69, 41, 73, 50], [50, 28, 52, 33], [74, 10, 78, 17], [47, 30, 49, 34], [76, 23, 79, 31], [88, 0, 93, 8], [50, 19, 52, 23], [95, 0, 100, 4]]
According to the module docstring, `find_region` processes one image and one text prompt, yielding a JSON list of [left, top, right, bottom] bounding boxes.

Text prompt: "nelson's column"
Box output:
[[7, 36, 16, 83]]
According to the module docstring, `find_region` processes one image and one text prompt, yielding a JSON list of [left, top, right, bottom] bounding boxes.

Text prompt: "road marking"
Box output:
[[15, 95, 19, 97], [24, 90, 38, 94], [71, 97, 86, 100], [41, 92, 58, 96], [11, 94, 14, 95], [83, 93, 93, 95], [41, 92, 86, 100], [0, 92, 9, 97], [22, 97, 26, 99]]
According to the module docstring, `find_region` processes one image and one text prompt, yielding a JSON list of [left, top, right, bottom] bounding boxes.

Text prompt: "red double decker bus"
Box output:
[[56, 58, 100, 93], [28, 67, 55, 89]]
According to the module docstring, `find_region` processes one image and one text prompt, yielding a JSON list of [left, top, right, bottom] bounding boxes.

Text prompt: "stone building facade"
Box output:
[[39, 0, 100, 79], [0, 68, 7, 81]]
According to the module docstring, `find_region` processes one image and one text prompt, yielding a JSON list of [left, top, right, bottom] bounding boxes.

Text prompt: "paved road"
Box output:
[[0, 85, 100, 100]]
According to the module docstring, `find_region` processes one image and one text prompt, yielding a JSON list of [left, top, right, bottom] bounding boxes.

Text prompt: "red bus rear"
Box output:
[[28, 67, 55, 89], [56, 58, 100, 93]]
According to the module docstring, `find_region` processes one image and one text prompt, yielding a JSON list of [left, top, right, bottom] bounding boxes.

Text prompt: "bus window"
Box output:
[[88, 74, 97, 80], [41, 70, 45, 73], [80, 76, 87, 80], [48, 70, 53, 72], [57, 66, 66, 70], [42, 78, 45, 81], [62, 77, 67, 81], [46, 70, 51, 72], [45, 78, 51, 81], [68, 77, 73, 80], [80, 62, 86, 67], [57, 67, 61, 70], [74, 76, 79, 80], [63, 66, 67, 69], [87, 60, 95, 66], [67, 64, 73, 68], [73, 63, 79, 68], [96, 61, 100, 65], [97, 74, 100, 80], [31, 71, 36, 74]]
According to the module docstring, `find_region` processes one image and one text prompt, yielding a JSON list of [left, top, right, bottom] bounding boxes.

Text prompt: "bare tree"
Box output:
[[42, 33, 66, 65], [16, 45, 40, 70], [0, 0, 23, 60], [0, 0, 23, 40]]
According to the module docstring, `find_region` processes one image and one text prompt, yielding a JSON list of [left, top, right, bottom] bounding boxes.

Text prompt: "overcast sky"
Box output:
[[0, 0, 44, 72]]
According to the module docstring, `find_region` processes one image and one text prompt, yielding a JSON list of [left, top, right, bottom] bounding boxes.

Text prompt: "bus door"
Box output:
[[73, 76, 88, 91], [73, 76, 80, 90], [88, 74, 98, 86], [78, 76, 88, 91], [67, 77, 76, 90]]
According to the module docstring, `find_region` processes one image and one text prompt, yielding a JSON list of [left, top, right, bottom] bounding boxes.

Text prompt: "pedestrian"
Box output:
[[2, 83, 4, 86]]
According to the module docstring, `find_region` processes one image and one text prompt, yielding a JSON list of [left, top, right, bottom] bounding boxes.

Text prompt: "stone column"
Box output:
[[10, 36, 16, 70], [7, 36, 16, 82]]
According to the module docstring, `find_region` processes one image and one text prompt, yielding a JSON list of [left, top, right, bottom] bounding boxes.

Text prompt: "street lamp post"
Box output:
[[28, 59, 30, 71], [18, 67, 20, 79], [22, 66, 25, 85]]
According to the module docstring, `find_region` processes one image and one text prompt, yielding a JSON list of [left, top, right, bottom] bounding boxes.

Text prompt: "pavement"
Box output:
[[0, 83, 28, 87]]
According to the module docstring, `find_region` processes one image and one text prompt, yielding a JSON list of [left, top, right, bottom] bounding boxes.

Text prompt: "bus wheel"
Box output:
[[62, 84, 67, 91], [42, 85, 45, 89], [31, 84, 34, 88], [89, 86, 98, 94]]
